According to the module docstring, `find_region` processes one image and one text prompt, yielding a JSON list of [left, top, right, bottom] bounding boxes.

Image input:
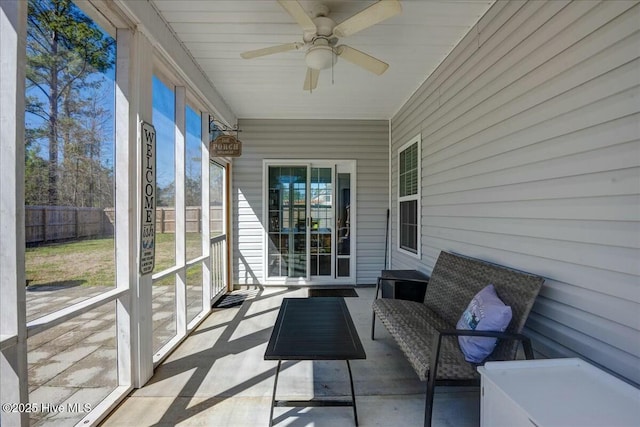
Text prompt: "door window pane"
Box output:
[[336, 172, 351, 276], [210, 162, 224, 237], [310, 168, 332, 276], [210, 161, 226, 297], [267, 166, 307, 278]]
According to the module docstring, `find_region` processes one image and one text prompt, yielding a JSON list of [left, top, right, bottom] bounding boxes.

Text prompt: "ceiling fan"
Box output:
[[240, 0, 402, 91]]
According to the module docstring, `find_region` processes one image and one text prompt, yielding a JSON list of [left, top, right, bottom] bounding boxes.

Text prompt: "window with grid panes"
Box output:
[[398, 135, 420, 255]]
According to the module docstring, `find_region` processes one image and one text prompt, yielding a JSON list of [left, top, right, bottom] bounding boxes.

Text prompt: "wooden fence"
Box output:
[[25, 206, 223, 245]]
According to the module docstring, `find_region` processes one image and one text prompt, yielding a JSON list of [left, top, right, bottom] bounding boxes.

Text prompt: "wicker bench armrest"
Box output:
[[434, 329, 534, 361]]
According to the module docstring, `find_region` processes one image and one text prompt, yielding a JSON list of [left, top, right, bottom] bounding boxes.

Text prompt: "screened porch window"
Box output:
[[398, 135, 420, 255]]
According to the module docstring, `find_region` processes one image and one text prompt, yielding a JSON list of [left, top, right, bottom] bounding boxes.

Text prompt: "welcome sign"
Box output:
[[140, 121, 156, 275]]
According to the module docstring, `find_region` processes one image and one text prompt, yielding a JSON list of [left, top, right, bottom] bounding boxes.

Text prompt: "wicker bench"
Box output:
[[371, 251, 545, 427]]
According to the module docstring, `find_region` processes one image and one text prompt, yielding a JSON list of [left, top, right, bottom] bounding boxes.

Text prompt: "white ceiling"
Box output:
[[152, 0, 493, 120]]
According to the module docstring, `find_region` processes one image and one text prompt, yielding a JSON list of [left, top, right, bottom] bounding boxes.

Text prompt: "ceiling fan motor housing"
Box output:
[[303, 15, 335, 42]]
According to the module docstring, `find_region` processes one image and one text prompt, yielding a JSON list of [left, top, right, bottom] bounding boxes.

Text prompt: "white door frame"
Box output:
[[262, 159, 356, 286]]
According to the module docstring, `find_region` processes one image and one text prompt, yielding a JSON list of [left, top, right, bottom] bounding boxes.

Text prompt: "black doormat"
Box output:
[[308, 288, 359, 298], [212, 289, 259, 308]]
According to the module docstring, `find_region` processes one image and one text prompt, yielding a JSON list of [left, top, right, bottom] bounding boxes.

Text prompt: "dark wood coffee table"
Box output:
[[264, 297, 366, 426]]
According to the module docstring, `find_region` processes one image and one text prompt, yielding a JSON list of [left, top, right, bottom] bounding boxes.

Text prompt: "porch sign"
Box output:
[[211, 134, 242, 157], [140, 121, 156, 275]]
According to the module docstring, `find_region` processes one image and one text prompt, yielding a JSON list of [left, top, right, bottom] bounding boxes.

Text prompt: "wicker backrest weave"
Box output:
[[424, 251, 545, 360]]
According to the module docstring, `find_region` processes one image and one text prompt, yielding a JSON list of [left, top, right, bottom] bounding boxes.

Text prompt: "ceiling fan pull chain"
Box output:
[[331, 49, 335, 85]]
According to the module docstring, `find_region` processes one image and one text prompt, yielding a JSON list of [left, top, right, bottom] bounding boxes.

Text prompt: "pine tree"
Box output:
[[25, 0, 114, 206]]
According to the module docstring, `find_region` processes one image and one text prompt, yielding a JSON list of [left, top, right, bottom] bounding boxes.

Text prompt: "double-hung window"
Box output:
[[398, 134, 420, 256]]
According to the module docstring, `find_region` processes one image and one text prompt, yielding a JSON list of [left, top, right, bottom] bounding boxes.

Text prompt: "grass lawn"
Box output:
[[26, 233, 206, 287]]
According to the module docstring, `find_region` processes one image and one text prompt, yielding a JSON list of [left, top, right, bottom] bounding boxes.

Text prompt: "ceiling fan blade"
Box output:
[[336, 45, 389, 75], [278, 0, 316, 33], [240, 42, 303, 59], [333, 0, 402, 38], [303, 68, 320, 91]]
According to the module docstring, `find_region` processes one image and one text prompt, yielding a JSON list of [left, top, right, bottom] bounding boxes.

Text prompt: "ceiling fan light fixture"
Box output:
[[305, 45, 336, 70]]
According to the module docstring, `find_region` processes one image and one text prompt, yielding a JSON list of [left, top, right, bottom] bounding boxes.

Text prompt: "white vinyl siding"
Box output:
[[390, 0, 640, 386], [233, 119, 389, 285]]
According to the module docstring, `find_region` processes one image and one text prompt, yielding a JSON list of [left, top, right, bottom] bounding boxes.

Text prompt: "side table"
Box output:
[[376, 269, 430, 302]]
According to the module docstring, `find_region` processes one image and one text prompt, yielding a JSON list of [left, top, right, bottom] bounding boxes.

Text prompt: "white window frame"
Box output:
[[397, 134, 421, 258]]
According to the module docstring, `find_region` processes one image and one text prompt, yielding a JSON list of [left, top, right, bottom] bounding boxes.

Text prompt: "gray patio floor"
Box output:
[[101, 286, 479, 427]]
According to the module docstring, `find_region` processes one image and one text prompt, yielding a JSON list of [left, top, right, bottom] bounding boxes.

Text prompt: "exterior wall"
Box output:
[[233, 119, 389, 285], [390, 1, 640, 385]]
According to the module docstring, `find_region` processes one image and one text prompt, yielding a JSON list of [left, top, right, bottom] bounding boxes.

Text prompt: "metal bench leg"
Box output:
[[371, 312, 376, 340], [425, 333, 443, 427], [269, 360, 282, 427], [424, 372, 436, 427], [347, 360, 358, 426], [372, 276, 382, 340]]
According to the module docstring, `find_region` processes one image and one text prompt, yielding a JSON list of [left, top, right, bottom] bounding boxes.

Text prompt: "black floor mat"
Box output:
[[308, 288, 358, 298], [212, 289, 259, 308]]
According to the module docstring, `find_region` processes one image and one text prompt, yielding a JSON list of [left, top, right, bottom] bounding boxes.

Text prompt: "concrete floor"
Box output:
[[102, 286, 479, 427]]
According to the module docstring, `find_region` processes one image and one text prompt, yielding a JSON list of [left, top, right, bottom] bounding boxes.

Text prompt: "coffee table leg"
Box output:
[[269, 360, 282, 427], [347, 360, 358, 426]]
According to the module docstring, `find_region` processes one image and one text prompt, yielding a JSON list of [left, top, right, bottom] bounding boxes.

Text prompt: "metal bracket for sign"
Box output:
[[209, 117, 241, 138]]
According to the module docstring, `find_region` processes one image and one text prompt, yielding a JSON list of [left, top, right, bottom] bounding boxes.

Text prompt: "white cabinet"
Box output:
[[478, 358, 640, 427]]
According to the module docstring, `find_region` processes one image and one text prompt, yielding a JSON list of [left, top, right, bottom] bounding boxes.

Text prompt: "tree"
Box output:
[[58, 86, 114, 207], [25, 0, 114, 205], [24, 128, 49, 206], [157, 182, 176, 208], [185, 176, 202, 207]]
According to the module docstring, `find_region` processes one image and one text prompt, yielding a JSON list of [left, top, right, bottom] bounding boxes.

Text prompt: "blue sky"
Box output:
[[153, 75, 204, 189], [152, 75, 176, 189], [25, 1, 205, 193]]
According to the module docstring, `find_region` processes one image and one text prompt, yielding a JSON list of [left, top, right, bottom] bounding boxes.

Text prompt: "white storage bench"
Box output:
[[478, 358, 640, 426]]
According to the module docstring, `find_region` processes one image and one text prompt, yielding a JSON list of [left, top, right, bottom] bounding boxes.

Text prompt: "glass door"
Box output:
[[267, 166, 308, 278], [265, 161, 354, 283]]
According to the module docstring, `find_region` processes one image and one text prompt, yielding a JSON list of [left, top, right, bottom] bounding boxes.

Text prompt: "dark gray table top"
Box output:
[[264, 297, 366, 361]]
